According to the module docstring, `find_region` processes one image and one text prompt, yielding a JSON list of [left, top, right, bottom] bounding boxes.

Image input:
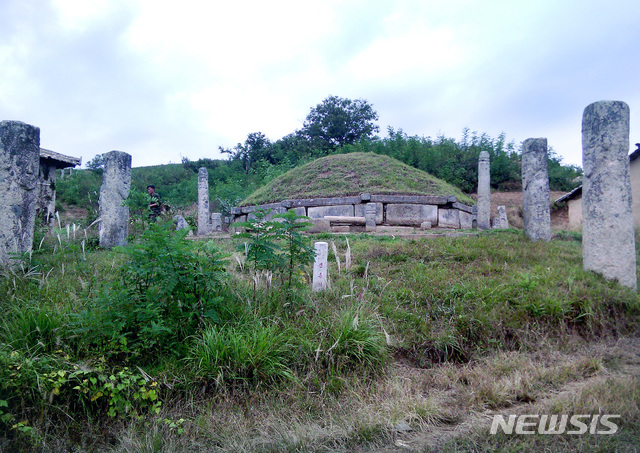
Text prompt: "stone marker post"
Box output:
[[211, 212, 222, 232], [312, 241, 329, 291], [0, 121, 40, 265], [198, 167, 211, 236], [582, 101, 636, 290], [477, 151, 491, 229], [365, 202, 377, 232], [495, 206, 509, 229], [98, 151, 131, 248], [522, 138, 551, 241]]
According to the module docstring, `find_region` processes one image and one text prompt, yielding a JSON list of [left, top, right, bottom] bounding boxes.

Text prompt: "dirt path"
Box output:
[[369, 337, 640, 452]]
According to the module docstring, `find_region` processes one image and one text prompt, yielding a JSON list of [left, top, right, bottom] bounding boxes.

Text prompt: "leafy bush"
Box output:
[[74, 221, 228, 361], [234, 208, 315, 290]]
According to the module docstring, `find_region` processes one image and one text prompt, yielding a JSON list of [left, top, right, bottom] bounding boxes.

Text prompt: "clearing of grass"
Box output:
[[0, 222, 639, 452]]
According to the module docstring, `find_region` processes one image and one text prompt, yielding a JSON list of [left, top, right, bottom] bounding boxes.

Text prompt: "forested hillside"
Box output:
[[58, 96, 582, 221]]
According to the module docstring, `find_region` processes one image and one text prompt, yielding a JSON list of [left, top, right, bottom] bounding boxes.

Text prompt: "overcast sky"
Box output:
[[1, 0, 639, 169]]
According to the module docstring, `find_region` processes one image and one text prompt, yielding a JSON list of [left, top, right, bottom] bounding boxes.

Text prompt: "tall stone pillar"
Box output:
[[522, 138, 551, 242], [0, 121, 40, 265], [98, 151, 131, 248], [477, 151, 491, 230], [582, 101, 636, 290], [198, 167, 211, 236]]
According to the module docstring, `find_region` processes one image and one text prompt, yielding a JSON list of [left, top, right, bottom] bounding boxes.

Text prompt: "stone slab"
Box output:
[[354, 202, 383, 224], [324, 216, 366, 224], [308, 204, 354, 219], [438, 209, 460, 228], [309, 219, 331, 233], [459, 211, 473, 229], [386, 204, 438, 226], [452, 202, 474, 213]]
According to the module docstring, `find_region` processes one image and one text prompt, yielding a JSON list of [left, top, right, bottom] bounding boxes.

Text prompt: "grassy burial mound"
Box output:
[[240, 152, 475, 206]]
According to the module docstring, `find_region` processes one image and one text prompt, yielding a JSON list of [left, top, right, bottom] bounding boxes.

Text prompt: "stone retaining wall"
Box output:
[[230, 194, 475, 231]]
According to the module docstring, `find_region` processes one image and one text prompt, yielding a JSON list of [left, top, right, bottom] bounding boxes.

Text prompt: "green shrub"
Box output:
[[73, 221, 228, 361]]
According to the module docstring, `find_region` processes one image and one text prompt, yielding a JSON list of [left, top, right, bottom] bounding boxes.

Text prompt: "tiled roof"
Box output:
[[39, 148, 81, 168]]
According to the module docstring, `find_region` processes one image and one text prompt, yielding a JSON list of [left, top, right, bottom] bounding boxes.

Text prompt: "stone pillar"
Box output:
[[312, 241, 329, 291], [522, 138, 551, 241], [198, 167, 211, 236], [98, 151, 131, 248], [0, 121, 40, 265], [477, 151, 491, 229], [364, 203, 376, 232], [211, 212, 222, 232], [582, 101, 636, 290]]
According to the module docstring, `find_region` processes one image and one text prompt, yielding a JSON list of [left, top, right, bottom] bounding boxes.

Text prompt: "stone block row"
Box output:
[[230, 194, 474, 231]]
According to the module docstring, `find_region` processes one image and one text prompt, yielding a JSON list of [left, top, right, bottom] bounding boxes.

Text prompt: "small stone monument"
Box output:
[[364, 203, 377, 232], [98, 151, 131, 248], [582, 101, 636, 290], [312, 242, 329, 291], [211, 212, 222, 232], [173, 215, 193, 235], [477, 151, 491, 229], [198, 167, 211, 236], [495, 206, 509, 229], [0, 121, 40, 265], [522, 138, 551, 241]]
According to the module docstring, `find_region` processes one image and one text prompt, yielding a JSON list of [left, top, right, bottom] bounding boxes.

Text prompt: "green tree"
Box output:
[[85, 154, 104, 171], [221, 132, 272, 175], [299, 96, 379, 152]]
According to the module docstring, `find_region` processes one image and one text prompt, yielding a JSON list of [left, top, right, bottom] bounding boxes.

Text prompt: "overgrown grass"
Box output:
[[241, 152, 475, 205], [1, 227, 639, 451]]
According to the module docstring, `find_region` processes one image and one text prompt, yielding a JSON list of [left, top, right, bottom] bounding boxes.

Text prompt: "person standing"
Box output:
[[147, 185, 162, 221]]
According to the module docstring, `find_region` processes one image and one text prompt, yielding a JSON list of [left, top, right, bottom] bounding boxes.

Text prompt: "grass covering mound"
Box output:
[[241, 152, 475, 206]]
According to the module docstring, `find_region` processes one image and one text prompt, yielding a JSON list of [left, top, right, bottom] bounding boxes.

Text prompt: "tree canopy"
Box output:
[[298, 95, 379, 152]]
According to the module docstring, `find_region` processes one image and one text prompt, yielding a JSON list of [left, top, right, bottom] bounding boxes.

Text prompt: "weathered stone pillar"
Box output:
[[312, 241, 329, 291], [98, 151, 131, 248], [365, 203, 376, 232], [582, 101, 636, 290], [211, 212, 222, 232], [522, 138, 551, 241], [198, 167, 211, 236], [477, 151, 491, 229], [0, 121, 40, 265]]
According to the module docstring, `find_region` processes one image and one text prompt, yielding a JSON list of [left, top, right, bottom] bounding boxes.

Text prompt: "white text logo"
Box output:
[[490, 414, 620, 435]]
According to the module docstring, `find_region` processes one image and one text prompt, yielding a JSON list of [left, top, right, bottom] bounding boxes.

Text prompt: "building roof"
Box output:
[[39, 148, 81, 168], [630, 143, 640, 162], [554, 143, 640, 204], [555, 185, 582, 203]]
